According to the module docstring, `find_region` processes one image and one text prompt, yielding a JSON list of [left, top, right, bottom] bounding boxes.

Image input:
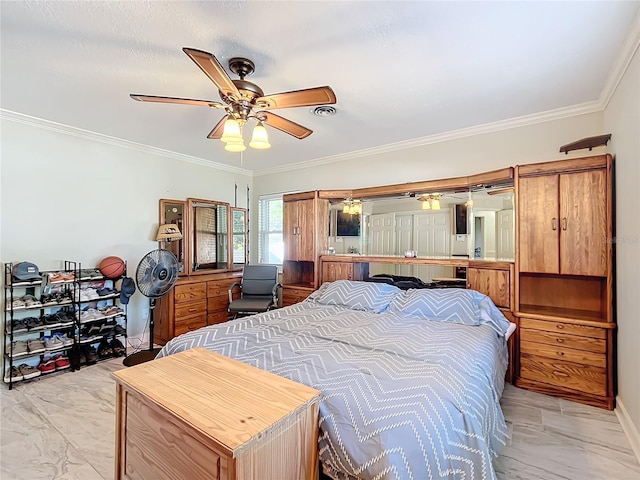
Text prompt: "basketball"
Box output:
[[98, 256, 126, 279]]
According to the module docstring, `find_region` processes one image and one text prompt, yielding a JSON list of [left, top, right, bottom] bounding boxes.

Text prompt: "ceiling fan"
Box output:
[[130, 47, 337, 151]]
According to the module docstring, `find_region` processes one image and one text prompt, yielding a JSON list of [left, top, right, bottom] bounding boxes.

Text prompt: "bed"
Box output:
[[158, 280, 513, 480]]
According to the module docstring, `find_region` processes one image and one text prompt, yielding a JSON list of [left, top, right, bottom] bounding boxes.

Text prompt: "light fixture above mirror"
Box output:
[[417, 194, 441, 210], [342, 197, 362, 215]]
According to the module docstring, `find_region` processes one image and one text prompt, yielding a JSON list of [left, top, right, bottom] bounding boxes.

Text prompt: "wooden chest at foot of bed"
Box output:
[[113, 348, 321, 480]]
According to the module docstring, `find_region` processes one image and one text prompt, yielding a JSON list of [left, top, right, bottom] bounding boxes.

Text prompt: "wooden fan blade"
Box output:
[[130, 94, 225, 108], [207, 115, 229, 139], [182, 47, 240, 99], [261, 112, 312, 139], [256, 86, 336, 110]]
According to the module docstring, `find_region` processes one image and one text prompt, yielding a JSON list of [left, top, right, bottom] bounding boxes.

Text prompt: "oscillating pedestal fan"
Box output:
[[122, 249, 179, 367]]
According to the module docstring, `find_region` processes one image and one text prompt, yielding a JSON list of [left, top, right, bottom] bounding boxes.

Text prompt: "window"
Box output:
[[258, 194, 284, 264]]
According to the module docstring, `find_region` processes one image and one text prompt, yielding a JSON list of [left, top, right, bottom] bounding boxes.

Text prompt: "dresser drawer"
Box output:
[[519, 317, 606, 339], [207, 295, 229, 312], [520, 354, 606, 396], [520, 328, 606, 354], [174, 316, 207, 336], [175, 299, 207, 320], [207, 279, 236, 297], [208, 311, 230, 325], [520, 342, 606, 368], [174, 283, 207, 303], [282, 287, 312, 306]]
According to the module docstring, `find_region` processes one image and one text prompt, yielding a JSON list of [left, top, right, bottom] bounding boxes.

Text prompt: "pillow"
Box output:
[[306, 280, 401, 313], [388, 288, 512, 335], [388, 288, 481, 325]]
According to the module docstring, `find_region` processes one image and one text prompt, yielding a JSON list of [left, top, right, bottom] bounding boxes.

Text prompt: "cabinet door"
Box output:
[[297, 199, 315, 261], [467, 267, 510, 309], [323, 262, 354, 282], [283, 201, 298, 261], [559, 170, 607, 276], [518, 175, 560, 273]]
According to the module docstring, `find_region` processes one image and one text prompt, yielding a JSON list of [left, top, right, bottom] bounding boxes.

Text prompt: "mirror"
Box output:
[[231, 207, 248, 270], [159, 199, 186, 274], [187, 198, 230, 273], [326, 182, 515, 265]]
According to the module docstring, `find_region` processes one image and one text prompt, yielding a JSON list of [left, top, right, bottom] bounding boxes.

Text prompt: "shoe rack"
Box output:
[[2, 261, 129, 390]]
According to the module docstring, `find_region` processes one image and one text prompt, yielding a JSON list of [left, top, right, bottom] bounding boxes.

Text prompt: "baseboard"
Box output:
[[615, 396, 640, 464]]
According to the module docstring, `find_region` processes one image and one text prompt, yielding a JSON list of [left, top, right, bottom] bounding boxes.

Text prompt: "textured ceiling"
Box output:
[[1, 1, 638, 173]]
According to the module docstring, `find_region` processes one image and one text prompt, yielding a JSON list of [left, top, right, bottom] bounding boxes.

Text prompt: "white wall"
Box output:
[[604, 44, 640, 452], [0, 118, 252, 341]]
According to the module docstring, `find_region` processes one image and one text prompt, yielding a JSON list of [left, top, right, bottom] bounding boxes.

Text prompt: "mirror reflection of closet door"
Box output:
[[367, 213, 395, 276], [414, 212, 451, 281]]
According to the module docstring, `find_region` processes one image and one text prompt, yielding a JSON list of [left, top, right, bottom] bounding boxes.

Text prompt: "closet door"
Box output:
[[518, 175, 560, 273], [559, 170, 607, 276]]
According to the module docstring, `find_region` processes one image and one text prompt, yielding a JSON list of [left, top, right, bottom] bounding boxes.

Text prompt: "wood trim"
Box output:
[[513, 311, 616, 329], [515, 376, 614, 410], [467, 260, 513, 270], [517, 154, 609, 176], [283, 191, 317, 202], [320, 254, 473, 267], [466, 167, 514, 186], [318, 190, 353, 200]]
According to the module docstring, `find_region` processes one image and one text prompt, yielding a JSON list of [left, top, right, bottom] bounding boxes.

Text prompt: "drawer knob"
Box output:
[[556, 324, 565, 330], [556, 338, 564, 343], [188, 308, 197, 312]]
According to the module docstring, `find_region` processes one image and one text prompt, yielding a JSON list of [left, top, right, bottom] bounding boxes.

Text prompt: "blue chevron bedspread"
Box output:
[[158, 284, 510, 480]]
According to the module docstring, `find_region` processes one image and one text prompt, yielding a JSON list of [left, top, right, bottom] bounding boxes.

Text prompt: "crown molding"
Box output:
[[0, 109, 253, 177], [600, 7, 640, 109], [254, 100, 602, 177]]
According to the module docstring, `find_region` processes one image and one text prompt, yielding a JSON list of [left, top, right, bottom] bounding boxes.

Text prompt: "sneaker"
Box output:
[[41, 314, 62, 329], [18, 363, 41, 380], [27, 338, 46, 354], [60, 271, 75, 282], [11, 340, 29, 357], [22, 294, 41, 308], [54, 334, 74, 347], [54, 311, 75, 327], [53, 355, 70, 371], [4, 366, 23, 382], [25, 317, 43, 330], [43, 335, 64, 351], [47, 272, 65, 283], [11, 319, 29, 334], [38, 358, 56, 374], [114, 324, 127, 336], [11, 298, 26, 309]]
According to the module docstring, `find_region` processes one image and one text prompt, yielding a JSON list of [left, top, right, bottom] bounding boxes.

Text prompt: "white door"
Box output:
[[395, 215, 414, 276], [414, 212, 452, 281], [367, 213, 395, 276], [496, 209, 515, 260]]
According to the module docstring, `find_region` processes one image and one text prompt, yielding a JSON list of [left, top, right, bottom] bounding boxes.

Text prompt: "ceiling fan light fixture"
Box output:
[[224, 139, 246, 152], [220, 118, 242, 143], [249, 121, 271, 149]]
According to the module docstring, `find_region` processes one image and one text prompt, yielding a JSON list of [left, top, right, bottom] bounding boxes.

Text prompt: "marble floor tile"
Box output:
[[1, 359, 639, 480]]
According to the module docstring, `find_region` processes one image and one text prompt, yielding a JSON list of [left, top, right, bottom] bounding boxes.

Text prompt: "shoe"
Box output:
[[11, 319, 29, 334], [40, 294, 56, 305], [99, 321, 116, 336], [4, 366, 23, 382], [54, 334, 74, 347], [22, 295, 41, 308], [54, 311, 75, 328], [11, 340, 29, 357], [25, 317, 43, 330], [11, 298, 26, 309], [97, 339, 113, 359], [53, 355, 70, 371], [60, 271, 75, 282], [18, 363, 41, 380], [27, 338, 46, 354], [83, 346, 98, 364], [47, 272, 65, 283], [43, 335, 64, 351], [114, 324, 127, 336], [42, 314, 62, 329], [110, 338, 126, 357], [38, 358, 56, 374]]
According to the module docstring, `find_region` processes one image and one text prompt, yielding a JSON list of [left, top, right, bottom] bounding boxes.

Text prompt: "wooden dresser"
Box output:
[[113, 348, 321, 480], [154, 272, 241, 345]]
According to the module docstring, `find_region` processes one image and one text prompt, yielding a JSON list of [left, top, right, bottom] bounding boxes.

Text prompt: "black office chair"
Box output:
[[228, 265, 281, 319]]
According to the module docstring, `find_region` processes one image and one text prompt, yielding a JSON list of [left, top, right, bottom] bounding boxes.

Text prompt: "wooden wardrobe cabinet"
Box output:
[[282, 192, 329, 304], [515, 154, 615, 410], [283, 198, 316, 262], [519, 168, 607, 276]]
